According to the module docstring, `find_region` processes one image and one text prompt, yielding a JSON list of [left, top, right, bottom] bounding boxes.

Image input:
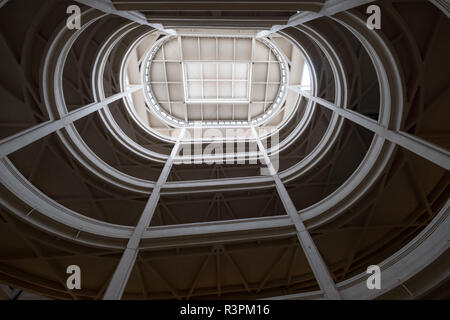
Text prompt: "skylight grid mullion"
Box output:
[[152, 59, 180, 62], [216, 38, 219, 120], [186, 100, 250, 104], [253, 81, 281, 84], [216, 37, 219, 103], [182, 60, 251, 63], [179, 36, 189, 122], [201, 102, 204, 121], [232, 38, 235, 99], [187, 79, 248, 82], [150, 81, 184, 85], [161, 45, 172, 115], [263, 49, 271, 112], [145, 35, 286, 128], [198, 37, 204, 102]]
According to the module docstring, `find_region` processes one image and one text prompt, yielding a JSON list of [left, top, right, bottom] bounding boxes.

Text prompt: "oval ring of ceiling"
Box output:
[[1, 5, 406, 242], [141, 35, 290, 128]]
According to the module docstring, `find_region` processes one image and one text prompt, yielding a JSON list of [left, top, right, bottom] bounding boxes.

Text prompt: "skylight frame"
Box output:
[[141, 34, 289, 128], [183, 61, 251, 103]]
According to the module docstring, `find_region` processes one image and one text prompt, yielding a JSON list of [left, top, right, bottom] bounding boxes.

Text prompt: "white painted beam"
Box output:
[[103, 128, 185, 300], [185, 99, 250, 104], [290, 87, 450, 171], [430, 0, 450, 19], [251, 127, 341, 300], [75, 0, 176, 35], [0, 86, 143, 158], [256, 0, 374, 38]]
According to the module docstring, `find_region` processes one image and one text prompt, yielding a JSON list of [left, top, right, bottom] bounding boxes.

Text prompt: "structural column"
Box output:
[[0, 85, 143, 158], [74, 0, 177, 35], [103, 127, 185, 300], [251, 127, 341, 299]]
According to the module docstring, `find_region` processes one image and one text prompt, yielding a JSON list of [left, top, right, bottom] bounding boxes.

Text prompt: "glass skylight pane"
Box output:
[[234, 63, 248, 80], [218, 63, 232, 79], [219, 81, 232, 98], [186, 63, 201, 79], [184, 62, 250, 102], [188, 82, 202, 99], [203, 81, 217, 99], [203, 63, 216, 79]]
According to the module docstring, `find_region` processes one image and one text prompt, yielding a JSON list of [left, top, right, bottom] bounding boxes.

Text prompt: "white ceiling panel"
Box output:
[[145, 34, 293, 124]]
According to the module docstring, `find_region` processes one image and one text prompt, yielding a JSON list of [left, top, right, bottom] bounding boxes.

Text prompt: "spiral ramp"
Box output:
[[0, 0, 449, 300]]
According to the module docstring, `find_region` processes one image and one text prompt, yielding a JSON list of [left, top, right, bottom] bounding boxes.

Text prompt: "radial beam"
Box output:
[[251, 127, 341, 299], [291, 87, 450, 171], [256, 0, 374, 38], [75, 0, 176, 35], [103, 128, 185, 300], [430, 0, 450, 19], [112, 1, 323, 11], [0, 85, 143, 158]]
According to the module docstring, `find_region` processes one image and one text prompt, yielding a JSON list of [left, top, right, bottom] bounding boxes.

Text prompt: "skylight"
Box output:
[[140, 33, 290, 128], [184, 62, 250, 102]]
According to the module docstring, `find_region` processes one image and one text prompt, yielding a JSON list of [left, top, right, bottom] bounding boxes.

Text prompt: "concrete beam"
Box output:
[[291, 87, 450, 171]]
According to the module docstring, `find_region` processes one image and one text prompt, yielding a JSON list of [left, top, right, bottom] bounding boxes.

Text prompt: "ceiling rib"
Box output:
[[75, 0, 176, 35], [256, 0, 375, 38]]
